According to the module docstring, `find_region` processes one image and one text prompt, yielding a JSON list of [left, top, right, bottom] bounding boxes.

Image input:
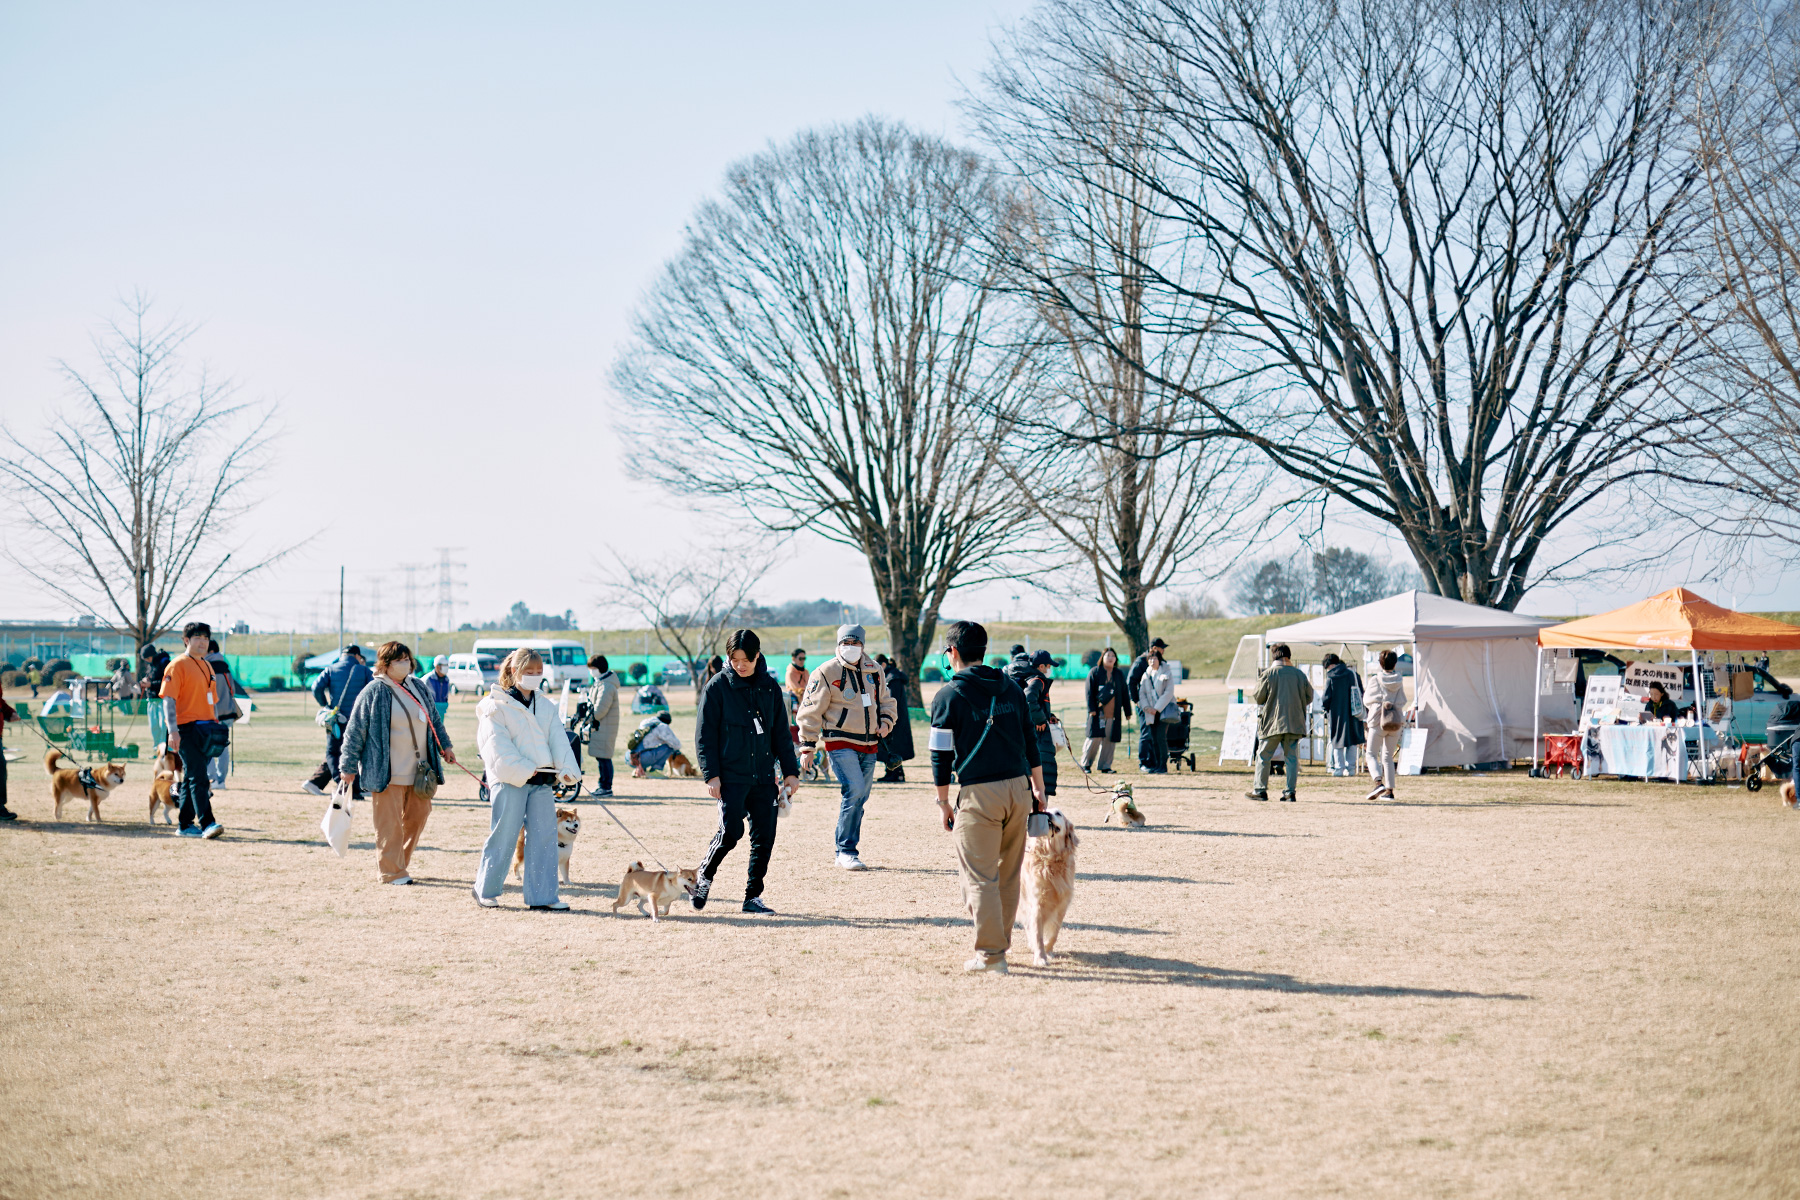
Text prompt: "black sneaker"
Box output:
[[690, 875, 711, 910], [0, 809, 15, 822], [1279, 793, 1297, 802], [1245, 791, 1269, 801], [742, 897, 774, 915], [877, 768, 905, 784]]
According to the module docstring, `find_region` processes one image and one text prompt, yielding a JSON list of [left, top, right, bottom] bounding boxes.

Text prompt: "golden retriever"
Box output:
[[45, 749, 126, 822], [1021, 809, 1078, 966]]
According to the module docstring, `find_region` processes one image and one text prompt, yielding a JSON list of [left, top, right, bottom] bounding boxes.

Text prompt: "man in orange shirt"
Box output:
[[160, 621, 225, 838]]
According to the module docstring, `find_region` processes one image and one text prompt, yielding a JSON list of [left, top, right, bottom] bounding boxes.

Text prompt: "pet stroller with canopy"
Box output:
[[1165, 699, 1197, 772], [1746, 699, 1800, 792]]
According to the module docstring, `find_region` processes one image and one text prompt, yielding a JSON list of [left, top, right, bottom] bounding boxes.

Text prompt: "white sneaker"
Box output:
[[472, 888, 499, 908], [835, 852, 869, 871], [302, 781, 328, 797], [389, 875, 413, 886], [963, 954, 1008, 974]]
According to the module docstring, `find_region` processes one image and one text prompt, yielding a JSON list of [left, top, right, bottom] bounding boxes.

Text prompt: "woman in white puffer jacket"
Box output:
[[472, 648, 581, 910]]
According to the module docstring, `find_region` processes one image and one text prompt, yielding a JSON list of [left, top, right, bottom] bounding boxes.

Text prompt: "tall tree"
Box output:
[[597, 547, 768, 682], [982, 0, 1726, 609], [612, 119, 1041, 703], [973, 70, 1264, 657], [0, 296, 293, 659]]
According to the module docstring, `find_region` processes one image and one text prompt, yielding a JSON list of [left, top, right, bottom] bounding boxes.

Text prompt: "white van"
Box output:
[[470, 639, 591, 691], [443, 652, 499, 696]]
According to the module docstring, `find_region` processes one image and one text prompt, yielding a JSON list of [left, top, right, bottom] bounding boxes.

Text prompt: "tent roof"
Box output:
[[1265, 590, 1556, 643], [1536, 587, 1800, 651]]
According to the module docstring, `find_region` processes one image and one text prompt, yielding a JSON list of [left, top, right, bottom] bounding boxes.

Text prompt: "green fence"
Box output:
[[72, 653, 298, 690]]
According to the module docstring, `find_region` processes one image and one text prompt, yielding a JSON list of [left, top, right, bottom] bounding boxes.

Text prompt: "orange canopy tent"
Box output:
[[1532, 588, 1800, 780], [1536, 588, 1800, 651]]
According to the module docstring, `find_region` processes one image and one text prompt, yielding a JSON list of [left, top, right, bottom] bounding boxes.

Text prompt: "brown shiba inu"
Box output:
[[611, 861, 698, 921], [514, 807, 581, 884], [147, 750, 183, 824], [666, 752, 700, 778], [45, 749, 126, 822]]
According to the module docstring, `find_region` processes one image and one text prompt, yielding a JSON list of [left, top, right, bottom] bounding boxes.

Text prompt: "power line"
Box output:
[[433, 547, 467, 632]]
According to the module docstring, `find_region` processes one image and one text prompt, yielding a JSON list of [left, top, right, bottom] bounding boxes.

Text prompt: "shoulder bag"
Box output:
[[392, 681, 439, 800]]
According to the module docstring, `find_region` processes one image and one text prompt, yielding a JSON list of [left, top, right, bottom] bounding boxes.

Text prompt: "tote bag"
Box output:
[[320, 780, 354, 856]]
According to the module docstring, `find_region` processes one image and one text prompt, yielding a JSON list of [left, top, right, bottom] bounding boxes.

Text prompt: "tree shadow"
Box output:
[[1089, 826, 1313, 839], [1077, 872, 1229, 885], [1312, 798, 1631, 810], [1033, 949, 1530, 999]]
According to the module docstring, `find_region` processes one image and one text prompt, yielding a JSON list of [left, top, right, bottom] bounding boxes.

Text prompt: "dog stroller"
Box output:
[[1165, 699, 1197, 772], [1745, 700, 1800, 792]]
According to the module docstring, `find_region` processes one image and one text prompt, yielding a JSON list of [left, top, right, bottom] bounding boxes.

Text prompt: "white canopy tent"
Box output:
[[1264, 591, 1558, 768]]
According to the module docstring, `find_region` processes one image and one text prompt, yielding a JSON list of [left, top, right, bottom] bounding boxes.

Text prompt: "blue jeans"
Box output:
[[638, 743, 674, 772], [475, 782, 559, 906], [829, 747, 877, 856], [207, 744, 230, 786]]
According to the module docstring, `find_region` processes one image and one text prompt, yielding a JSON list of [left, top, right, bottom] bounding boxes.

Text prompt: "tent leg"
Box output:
[[1533, 645, 1543, 774], [1692, 647, 1707, 786]]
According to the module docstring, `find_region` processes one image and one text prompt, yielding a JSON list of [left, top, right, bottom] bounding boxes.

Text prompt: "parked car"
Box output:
[[1676, 663, 1792, 743], [469, 639, 592, 691], [444, 652, 499, 696], [659, 662, 693, 687]]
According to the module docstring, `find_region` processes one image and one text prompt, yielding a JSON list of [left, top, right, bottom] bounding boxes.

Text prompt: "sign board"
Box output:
[[1396, 727, 1430, 775], [1623, 663, 1683, 692], [1580, 675, 1624, 725], [1219, 703, 1257, 763]]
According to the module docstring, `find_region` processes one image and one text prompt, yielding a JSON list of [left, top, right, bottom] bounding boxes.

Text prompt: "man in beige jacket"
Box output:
[[796, 624, 897, 870]]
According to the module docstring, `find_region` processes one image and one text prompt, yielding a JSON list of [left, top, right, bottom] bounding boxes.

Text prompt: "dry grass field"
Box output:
[[2, 687, 1796, 1199]]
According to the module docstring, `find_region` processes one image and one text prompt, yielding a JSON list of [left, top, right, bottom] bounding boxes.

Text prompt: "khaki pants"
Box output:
[[952, 776, 1031, 961], [371, 783, 432, 882]]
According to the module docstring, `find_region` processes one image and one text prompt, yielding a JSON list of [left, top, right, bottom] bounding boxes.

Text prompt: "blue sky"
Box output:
[[1, 1, 1792, 634]]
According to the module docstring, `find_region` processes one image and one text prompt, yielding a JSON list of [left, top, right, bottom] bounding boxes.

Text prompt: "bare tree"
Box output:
[[597, 548, 769, 681], [973, 73, 1265, 658], [1672, 2, 1800, 550], [0, 296, 294, 660], [612, 118, 1042, 703], [981, 0, 1729, 610]]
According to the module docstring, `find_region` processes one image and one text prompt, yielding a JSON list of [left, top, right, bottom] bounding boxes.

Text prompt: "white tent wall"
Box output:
[[1413, 637, 1543, 766]]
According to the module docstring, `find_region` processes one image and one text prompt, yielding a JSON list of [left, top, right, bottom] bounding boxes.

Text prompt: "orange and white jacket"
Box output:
[[795, 654, 897, 754]]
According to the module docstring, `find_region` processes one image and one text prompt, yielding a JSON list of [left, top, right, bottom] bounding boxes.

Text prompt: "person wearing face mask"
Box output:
[[472, 648, 582, 910], [796, 624, 897, 871], [338, 641, 456, 885]]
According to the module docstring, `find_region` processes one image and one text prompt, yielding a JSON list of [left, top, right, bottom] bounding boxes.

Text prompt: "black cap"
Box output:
[[1031, 650, 1055, 666], [344, 644, 365, 658], [1150, 638, 1168, 649]]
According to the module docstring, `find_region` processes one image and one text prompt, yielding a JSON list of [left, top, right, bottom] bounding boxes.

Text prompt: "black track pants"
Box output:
[[699, 780, 778, 900]]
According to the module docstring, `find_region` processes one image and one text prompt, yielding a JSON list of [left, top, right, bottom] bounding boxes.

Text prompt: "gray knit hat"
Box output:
[[836, 624, 865, 644]]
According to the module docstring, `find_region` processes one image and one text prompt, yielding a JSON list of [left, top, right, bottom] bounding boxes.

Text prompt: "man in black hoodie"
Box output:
[[1127, 637, 1167, 771], [692, 629, 800, 915], [929, 621, 1045, 974]]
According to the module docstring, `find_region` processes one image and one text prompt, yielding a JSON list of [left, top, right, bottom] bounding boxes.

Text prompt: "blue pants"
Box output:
[[595, 756, 614, 792], [207, 744, 230, 786], [638, 743, 674, 772], [475, 782, 559, 906], [828, 748, 877, 856]]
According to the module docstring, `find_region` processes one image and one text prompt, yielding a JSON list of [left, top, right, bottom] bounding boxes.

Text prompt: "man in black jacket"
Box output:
[[692, 629, 800, 915], [1127, 637, 1166, 771], [930, 621, 1046, 974]]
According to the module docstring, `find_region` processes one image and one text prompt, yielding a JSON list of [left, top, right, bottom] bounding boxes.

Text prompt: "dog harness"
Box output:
[[77, 767, 99, 794]]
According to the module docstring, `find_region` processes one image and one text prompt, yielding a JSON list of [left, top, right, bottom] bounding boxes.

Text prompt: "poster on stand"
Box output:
[[1396, 727, 1430, 775], [1219, 703, 1257, 763]]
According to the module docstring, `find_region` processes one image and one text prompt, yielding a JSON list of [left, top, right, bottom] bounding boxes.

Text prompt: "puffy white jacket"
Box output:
[[1138, 663, 1177, 718], [476, 685, 581, 788]]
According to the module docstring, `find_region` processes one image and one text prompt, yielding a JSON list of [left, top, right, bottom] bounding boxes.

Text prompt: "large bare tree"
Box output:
[[981, 0, 1728, 610], [0, 296, 293, 660], [974, 68, 1264, 657], [1670, 2, 1800, 551], [612, 118, 1041, 702]]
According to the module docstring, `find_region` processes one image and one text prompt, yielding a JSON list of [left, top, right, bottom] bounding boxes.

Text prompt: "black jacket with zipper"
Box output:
[[928, 665, 1040, 787], [696, 666, 800, 787]]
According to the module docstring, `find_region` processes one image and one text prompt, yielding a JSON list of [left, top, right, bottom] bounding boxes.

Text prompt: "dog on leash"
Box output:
[[612, 861, 698, 920], [1104, 781, 1146, 828], [1021, 809, 1078, 966], [45, 749, 126, 821], [147, 749, 183, 824], [514, 807, 581, 884]]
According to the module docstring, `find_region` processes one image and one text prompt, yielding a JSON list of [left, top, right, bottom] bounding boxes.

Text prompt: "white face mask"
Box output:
[[518, 674, 542, 693], [839, 644, 863, 664]]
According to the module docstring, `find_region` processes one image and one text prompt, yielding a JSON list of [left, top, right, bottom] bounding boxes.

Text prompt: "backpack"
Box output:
[[627, 724, 652, 752]]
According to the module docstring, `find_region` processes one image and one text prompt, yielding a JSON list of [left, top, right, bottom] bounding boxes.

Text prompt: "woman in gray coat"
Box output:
[[583, 655, 620, 799], [339, 640, 456, 885]]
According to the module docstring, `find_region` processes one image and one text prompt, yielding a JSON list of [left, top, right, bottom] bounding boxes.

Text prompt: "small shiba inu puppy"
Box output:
[[612, 861, 698, 921], [45, 749, 126, 822], [147, 750, 183, 824], [1104, 781, 1146, 828], [514, 807, 581, 884]]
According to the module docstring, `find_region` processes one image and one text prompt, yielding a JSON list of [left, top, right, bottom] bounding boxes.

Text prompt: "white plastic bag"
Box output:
[[320, 782, 354, 856], [1049, 722, 1070, 749]]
